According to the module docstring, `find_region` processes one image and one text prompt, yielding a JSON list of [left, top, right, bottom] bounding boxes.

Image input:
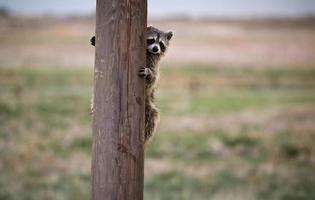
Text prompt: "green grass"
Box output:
[[157, 89, 315, 115], [147, 132, 215, 162], [145, 171, 213, 200], [0, 67, 93, 200], [158, 65, 315, 115], [163, 64, 315, 81], [1, 66, 315, 200]]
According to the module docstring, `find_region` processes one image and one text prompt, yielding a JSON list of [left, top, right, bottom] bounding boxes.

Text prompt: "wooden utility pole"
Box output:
[[91, 0, 147, 200]]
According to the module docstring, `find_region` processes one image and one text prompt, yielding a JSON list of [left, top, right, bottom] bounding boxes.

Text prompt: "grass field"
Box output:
[[1, 16, 315, 200]]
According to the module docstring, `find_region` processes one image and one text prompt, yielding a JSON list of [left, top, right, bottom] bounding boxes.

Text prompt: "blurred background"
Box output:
[[1, 0, 315, 199]]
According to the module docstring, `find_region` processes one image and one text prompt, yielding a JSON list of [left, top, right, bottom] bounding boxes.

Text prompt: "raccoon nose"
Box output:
[[152, 46, 159, 53]]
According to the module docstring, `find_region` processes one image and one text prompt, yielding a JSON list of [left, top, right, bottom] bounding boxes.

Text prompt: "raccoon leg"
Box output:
[[144, 103, 160, 143], [138, 67, 155, 83]]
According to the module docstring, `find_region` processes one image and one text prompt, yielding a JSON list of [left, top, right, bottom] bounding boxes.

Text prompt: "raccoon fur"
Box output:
[[90, 26, 173, 144]]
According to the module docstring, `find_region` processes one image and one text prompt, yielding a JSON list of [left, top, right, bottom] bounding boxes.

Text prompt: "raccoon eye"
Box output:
[[159, 42, 166, 52], [147, 39, 155, 45]]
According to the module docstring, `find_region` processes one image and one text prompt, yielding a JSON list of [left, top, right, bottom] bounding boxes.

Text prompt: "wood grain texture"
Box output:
[[92, 0, 147, 199]]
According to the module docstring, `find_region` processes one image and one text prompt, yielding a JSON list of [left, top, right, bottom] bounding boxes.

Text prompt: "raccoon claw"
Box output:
[[138, 67, 151, 78]]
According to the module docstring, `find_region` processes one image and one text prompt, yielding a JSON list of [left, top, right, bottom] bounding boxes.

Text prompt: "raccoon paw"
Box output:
[[138, 67, 152, 78], [90, 36, 95, 46]]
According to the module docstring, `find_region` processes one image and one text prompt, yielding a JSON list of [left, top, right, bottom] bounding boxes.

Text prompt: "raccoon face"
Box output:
[[147, 26, 173, 55]]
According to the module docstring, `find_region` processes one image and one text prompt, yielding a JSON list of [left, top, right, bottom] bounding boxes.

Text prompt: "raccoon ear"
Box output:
[[166, 31, 173, 40], [147, 25, 154, 30]]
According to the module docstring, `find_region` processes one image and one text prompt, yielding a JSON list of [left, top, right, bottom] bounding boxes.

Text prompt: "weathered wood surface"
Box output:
[[92, 0, 147, 199]]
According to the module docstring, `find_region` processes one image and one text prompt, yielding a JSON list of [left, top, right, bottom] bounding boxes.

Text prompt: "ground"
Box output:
[[0, 16, 315, 200]]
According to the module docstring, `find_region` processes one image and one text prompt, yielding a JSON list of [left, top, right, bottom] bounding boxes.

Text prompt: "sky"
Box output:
[[0, 0, 315, 18]]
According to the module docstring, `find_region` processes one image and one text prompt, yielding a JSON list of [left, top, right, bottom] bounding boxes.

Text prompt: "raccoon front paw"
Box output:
[[90, 36, 95, 46], [138, 67, 152, 78]]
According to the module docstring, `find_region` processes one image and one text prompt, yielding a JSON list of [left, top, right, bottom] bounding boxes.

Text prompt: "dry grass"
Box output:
[[1, 16, 315, 200]]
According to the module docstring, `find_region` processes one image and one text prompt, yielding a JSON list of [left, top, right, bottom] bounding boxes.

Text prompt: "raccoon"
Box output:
[[90, 26, 173, 144], [138, 26, 173, 143]]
